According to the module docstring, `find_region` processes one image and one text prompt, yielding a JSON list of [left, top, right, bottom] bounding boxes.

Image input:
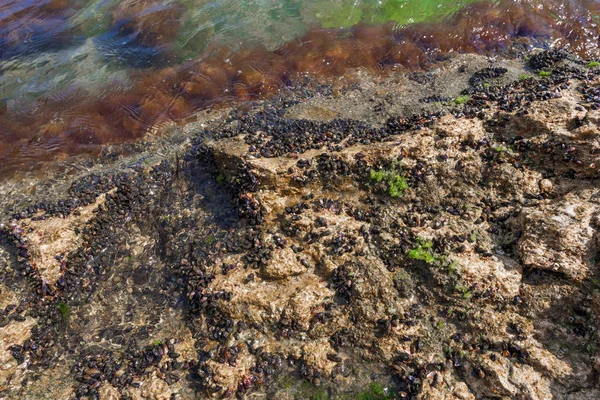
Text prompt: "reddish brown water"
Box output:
[[1, 0, 600, 178]]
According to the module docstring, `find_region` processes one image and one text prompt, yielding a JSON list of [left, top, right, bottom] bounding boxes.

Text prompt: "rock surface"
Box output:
[[0, 50, 599, 399]]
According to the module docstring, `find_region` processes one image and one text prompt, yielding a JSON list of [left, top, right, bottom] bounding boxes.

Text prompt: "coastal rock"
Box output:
[[0, 316, 36, 392], [2, 51, 600, 399], [260, 246, 306, 280], [516, 191, 598, 280], [9, 191, 111, 288]]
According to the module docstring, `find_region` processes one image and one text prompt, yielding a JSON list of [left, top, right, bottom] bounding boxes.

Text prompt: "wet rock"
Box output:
[[393, 269, 415, 299], [98, 383, 120, 400], [464, 355, 553, 399], [203, 348, 255, 395], [3, 50, 600, 399], [9, 191, 112, 288], [420, 372, 475, 400], [300, 339, 338, 380], [516, 191, 598, 281], [125, 370, 174, 400], [539, 178, 553, 193], [281, 281, 332, 332], [0, 317, 36, 390], [260, 247, 306, 280], [340, 258, 403, 321]]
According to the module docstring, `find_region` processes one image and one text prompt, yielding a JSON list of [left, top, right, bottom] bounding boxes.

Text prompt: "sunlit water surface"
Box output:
[[1, 0, 600, 177]]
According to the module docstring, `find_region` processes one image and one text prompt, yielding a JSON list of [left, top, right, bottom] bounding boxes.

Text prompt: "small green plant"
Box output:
[[468, 232, 477, 243], [455, 283, 472, 300], [447, 261, 460, 275], [357, 382, 395, 400], [519, 73, 532, 81], [558, 339, 570, 350], [493, 145, 515, 156], [204, 235, 216, 244], [57, 303, 70, 321], [312, 392, 328, 400], [387, 174, 408, 198], [276, 373, 295, 390], [298, 381, 328, 400], [407, 238, 436, 264], [454, 96, 470, 105], [538, 71, 552, 77], [442, 344, 452, 358], [587, 61, 600, 68], [369, 168, 408, 198], [370, 169, 386, 183], [585, 341, 598, 355], [216, 174, 225, 185], [152, 339, 163, 346]]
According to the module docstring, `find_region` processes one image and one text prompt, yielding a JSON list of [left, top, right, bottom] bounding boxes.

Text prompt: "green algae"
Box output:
[[454, 95, 470, 105], [57, 303, 70, 326], [407, 238, 436, 263], [314, 0, 478, 28], [369, 168, 408, 198], [357, 382, 395, 400]]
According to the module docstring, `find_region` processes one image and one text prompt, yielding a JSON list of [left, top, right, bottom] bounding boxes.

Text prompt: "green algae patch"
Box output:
[[357, 382, 395, 400], [369, 168, 408, 198], [314, 0, 478, 28], [407, 238, 436, 263], [58, 303, 70, 321], [204, 235, 217, 244], [58, 303, 71, 329], [454, 95, 470, 105]]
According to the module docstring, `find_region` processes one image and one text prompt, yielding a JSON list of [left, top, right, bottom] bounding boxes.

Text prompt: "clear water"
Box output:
[[0, 0, 476, 109], [1, 0, 600, 177]]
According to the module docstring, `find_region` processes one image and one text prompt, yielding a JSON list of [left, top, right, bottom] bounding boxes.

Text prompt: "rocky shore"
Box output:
[[1, 49, 600, 399]]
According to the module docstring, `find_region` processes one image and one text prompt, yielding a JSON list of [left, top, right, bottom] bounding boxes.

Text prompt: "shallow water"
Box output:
[[1, 0, 600, 178]]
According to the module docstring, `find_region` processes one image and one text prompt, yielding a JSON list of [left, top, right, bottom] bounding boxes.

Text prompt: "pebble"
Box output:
[[539, 179, 553, 193]]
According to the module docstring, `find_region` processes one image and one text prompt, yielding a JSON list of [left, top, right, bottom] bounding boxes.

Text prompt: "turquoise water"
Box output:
[[1, 0, 600, 176]]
